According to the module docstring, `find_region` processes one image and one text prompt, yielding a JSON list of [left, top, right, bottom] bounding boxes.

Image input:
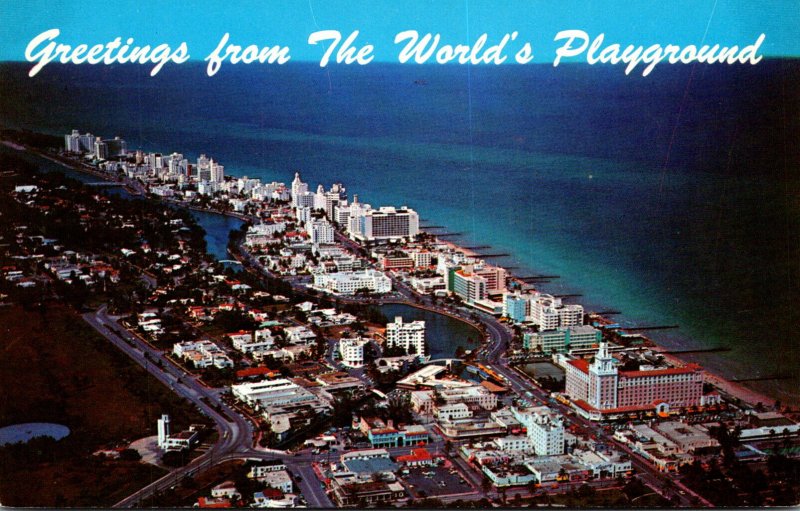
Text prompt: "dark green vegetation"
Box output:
[[0, 163, 209, 506], [0, 305, 205, 506]]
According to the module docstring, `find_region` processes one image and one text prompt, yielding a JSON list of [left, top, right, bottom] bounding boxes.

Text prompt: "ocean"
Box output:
[[0, 60, 798, 403]]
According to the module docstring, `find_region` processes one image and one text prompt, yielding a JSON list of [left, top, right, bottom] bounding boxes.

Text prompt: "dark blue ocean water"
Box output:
[[1, 61, 798, 403]]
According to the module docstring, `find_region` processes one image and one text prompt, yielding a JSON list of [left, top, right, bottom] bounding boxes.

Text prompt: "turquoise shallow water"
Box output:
[[1, 61, 798, 403]]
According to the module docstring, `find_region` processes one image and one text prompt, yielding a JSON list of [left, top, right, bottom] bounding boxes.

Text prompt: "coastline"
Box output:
[[4, 138, 782, 410]]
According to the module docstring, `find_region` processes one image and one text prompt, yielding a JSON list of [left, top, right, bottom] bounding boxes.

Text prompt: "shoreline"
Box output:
[[5, 139, 783, 409]]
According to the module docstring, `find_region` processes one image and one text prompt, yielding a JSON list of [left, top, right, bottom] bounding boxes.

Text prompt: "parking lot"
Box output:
[[403, 464, 474, 498]]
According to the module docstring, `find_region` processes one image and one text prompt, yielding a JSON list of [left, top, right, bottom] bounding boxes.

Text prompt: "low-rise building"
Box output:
[[284, 326, 317, 345], [312, 269, 392, 295], [231, 378, 331, 416], [330, 478, 406, 507], [396, 448, 434, 467], [523, 325, 601, 353], [210, 481, 241, 501], [655, 421, 719, 452], [261, 470, 294, 495], [338, 337, 368, 368], [494, 435, 532, 452], [438, 417, 506, 439], [435, 403, 472, 421], [173, 340, 233, 369], [248, 460, 288, 480]]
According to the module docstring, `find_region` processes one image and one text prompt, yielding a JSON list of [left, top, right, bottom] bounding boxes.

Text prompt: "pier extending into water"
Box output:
[[617, 325, 679, 331], [732, 374, 793, 383], [655, 347, 731, 355], [519, 275, 560, 281]]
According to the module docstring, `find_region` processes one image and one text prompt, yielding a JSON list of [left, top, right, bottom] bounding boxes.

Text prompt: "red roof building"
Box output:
[[396, 448, 433, 467], [197, 497, 232, 508], [564, 342, 704, 418]]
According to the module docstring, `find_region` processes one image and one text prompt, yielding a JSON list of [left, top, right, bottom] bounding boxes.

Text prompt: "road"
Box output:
[[466, 307, 711, 507], [84, 306, 336, 508], [97, 222, 711, 507]]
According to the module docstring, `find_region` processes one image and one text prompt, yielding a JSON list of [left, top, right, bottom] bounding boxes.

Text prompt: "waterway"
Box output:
[[379, 303, 483, 360], [185, 209, 244, 261], [0, 423, 70, 446]]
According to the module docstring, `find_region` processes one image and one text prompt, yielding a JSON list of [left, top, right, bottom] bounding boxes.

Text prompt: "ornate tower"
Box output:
[[588, 342, 618, 409]]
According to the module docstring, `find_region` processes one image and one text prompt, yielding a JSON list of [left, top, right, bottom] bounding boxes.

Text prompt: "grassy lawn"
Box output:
[[0, 304, 206, 507]]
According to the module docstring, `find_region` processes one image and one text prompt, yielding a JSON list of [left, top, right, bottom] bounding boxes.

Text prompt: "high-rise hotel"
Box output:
[[564, 342, 705, 420], [349, 205, 419, 242]]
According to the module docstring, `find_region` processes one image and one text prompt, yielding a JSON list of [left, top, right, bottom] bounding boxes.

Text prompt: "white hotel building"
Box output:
[[313, 269, 392, 295], [310, 219, 335, 245], [529, 293, 584, 330], [232, 378, 323, 410], [339, 337, 368, 367], [349, 205, 419, 242], [385, 316, 426, 355], [513, 406, 565, 456]]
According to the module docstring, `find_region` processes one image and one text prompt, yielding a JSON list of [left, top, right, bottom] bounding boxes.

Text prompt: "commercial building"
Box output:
[[379, 254, 414, 271], [291, 172, 309, 207], [416, 384, 499, 412], [474, 264, 507, 294], [384, 316, 426, 355], [156, 414, 200, 451], [245, 222, 287, 246], [196, 154, 224, 183], [358, 417, 430, 448], [231, 378, 330, 415], [248, 460, 287, 480], [94, 136, 127, 159], [330, 478, 406, 507], [655, 421, 719, 452], [523, 325, 601, 353], [313, 183, 346, 219], [436, 403, 473, 421], [438, 417, 506, 439], [494, 435, 532, 452], [408, 250, 432, 268], [504, 294, 528, 323]]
